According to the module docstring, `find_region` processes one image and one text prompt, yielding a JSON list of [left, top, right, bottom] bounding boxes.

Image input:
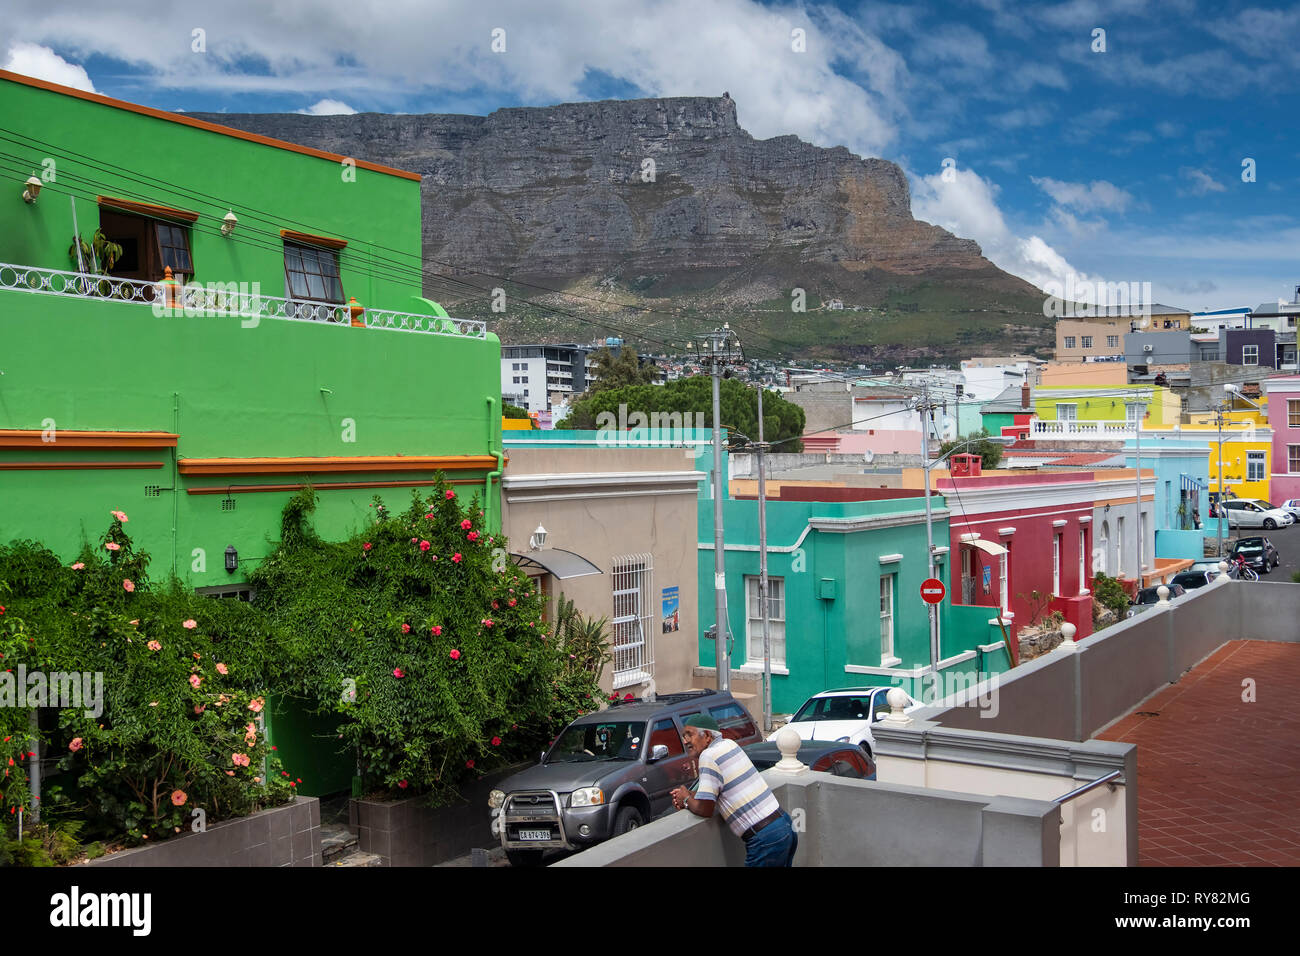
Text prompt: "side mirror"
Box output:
[[649, 744, 669, 762], [539, 751, 546, 765]]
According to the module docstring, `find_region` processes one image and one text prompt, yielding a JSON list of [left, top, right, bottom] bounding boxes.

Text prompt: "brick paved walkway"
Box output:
[[1096, 641, 1300, 866]]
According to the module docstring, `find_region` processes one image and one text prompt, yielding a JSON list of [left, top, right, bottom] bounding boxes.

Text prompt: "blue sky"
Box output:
[[3, 0, 1296, 311]]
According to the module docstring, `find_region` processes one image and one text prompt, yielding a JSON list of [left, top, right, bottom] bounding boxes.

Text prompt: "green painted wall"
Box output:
[[698, 496, 1002, 714], [0, 75, 423, 316]]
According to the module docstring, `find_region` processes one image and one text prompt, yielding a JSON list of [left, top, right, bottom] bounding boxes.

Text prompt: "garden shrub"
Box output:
[[251, 483, 603, 804]]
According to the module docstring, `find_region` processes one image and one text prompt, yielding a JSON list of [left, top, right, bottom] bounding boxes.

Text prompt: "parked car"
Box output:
[[770, 687, 921, 758], [489, 690, 762, 866], [742, 740, 876, 780], [1278, 499, 1300, 521], [1126, 583, 1187, 617], [1222, 498, 1295, 530], [1169, 569, 1216, 591], [1230, 536, 1280, 574]]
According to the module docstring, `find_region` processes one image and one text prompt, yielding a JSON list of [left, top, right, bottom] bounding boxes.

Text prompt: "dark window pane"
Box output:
[[284, 241, 343, 304]]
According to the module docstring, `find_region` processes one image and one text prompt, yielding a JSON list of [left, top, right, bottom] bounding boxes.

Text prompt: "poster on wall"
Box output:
[[661, 586, 679, 633]]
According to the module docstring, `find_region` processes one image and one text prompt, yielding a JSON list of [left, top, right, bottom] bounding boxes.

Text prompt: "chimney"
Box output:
[[1021, 382, 1031, 409]]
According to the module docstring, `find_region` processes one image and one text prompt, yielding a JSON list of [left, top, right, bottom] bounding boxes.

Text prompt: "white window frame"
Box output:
[[1290, 444, 1300, 474], [1107, 335, 1119, 347], [611, 553, 654, 688], [1289, 400, 1300, 429], [1057, 403, 1078, 421], [1078, 529, 1087, 595], [1000, 541, 1010, 612], [744, 575, 786, 670], [1064, 336, 1076, 349], [1247, 451, 1266, 483], [1081, 335, 1093, 349], [1243, 344, 1259, 366], [879, 574, 895, 663], [1053, 535, 1061, 596]]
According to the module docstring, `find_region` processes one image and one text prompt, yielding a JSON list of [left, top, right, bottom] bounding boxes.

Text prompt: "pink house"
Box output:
[[1265, 375, 1300, 504]]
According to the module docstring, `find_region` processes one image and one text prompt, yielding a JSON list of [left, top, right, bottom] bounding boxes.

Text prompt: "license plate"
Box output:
[[519, 829, 551, 841]]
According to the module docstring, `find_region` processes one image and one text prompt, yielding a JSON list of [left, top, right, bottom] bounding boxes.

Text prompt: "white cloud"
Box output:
[[9, 0, 909, 157], [297, 98, 357, 115], [910, 166, 1090, 292], [2, 42, 95, 92], [1179, 167, 1227, 196], [1032, 176, 1134, 213]]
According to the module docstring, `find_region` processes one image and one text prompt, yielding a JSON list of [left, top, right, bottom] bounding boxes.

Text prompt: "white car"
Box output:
[[1221, 499, 1294, 530], [770, 687, 921, 758], [1278, 499, 1300, 522]]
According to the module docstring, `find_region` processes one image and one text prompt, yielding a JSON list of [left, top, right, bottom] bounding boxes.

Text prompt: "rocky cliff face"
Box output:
[[193, 95, 1010, 284]]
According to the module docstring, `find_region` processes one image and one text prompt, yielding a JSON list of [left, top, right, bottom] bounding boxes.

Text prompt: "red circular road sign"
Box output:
[[920, 578, 946, 604]]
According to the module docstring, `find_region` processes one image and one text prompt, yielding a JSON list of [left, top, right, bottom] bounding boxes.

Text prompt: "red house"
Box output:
[[932, 469, 1124, 643]]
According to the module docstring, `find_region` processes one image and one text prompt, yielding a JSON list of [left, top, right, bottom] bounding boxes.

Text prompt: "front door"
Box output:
[[963, 547, 977, 604]]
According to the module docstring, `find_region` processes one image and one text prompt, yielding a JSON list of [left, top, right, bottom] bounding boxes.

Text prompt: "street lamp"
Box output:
[[919, 427, 1014, 678]]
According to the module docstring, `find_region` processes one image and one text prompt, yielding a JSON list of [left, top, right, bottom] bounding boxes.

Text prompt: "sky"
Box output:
[[2, 0, 1296, 312]]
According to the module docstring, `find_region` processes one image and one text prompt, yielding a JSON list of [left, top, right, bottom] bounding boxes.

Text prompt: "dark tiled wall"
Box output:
[[84, 797, 320, 867], [354, 764, 526, 866]]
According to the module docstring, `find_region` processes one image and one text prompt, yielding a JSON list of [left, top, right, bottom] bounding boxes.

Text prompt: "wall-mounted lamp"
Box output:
[[528, 525, 548, 550], [220, 209, 238, 237], [1104, 503, 1111, 514], [21, 174, 41, 204], [225, 545, 238, 573]]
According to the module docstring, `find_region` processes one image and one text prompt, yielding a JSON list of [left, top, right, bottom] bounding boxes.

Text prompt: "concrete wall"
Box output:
[[553, 771, 1060, 867], [85, 796, 320, 867], [501, 446, 702, 694], [1126, 331, 1194, 367]]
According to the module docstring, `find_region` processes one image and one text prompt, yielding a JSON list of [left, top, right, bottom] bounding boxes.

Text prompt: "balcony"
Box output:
[[1031, 419, 1135, 439], [0, 262, 486, 339]]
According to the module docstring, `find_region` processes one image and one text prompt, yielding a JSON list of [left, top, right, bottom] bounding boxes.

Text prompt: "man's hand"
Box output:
[[670, 786, 691, 810]]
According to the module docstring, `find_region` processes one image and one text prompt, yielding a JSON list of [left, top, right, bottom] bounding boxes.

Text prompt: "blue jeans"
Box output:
[[744, 810, 797, 867]]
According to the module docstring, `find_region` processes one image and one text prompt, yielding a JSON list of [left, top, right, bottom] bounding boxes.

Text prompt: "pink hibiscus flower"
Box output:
[[71, 562, 85, 570], [171, 789, 186, 806], [419, 540, 431, 551], [467, 531, 479, 542], [216, 663, 228, 675], [105, 542, 120, 552], [430, 625, 443, 636], [111, 510, 129, 522], [460, 519, 473, 530], [188, 674, 202, 688], [401, 623, 411, 634], [248, 697, 265, 713], [147, 640, 162, 652], [393, 668, 405, 679], [445, 490, 456, 500], [182, 619, 197, 629], [123, 579, 135, 592], [69, 737, 83, 753], [363, 542, 372, 551], [449, 648, 461, 660], [491, 736, 502, 747], [452, 553, 463, 563]]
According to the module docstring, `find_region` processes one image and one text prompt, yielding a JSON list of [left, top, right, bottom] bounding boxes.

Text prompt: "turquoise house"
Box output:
[[698, 492, 1011, 714], [1124, 438, 1211, 560]]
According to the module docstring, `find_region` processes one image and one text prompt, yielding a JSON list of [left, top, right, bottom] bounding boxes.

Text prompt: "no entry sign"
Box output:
[[920, 578, 946, 604]]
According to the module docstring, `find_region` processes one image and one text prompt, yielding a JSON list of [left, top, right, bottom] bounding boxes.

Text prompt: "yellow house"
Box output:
[[1033, 385, 1181, 429], [1176, 418, 1273, 503]]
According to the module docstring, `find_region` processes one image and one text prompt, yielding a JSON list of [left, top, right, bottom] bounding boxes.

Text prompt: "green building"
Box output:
[[698, 493, 1010, 714], [0, 69, 503, 591], [0, 71, 508, 795]]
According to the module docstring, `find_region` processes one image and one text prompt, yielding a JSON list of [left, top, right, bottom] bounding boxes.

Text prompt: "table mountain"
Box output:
[[192, 96, 1049, 361]]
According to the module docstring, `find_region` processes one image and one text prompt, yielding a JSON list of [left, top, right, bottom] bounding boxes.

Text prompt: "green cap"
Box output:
[[683, 714, 720, 732]]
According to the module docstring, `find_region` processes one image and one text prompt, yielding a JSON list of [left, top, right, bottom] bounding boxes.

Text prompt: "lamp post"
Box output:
[[1128, 394, 1150, 585], [1214, 384, 1264, 558]]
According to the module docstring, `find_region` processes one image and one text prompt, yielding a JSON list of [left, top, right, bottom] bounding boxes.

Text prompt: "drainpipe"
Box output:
[[484, 397, 503, 533], [27, 711, 39, 826], [172, 393, 180, 577]]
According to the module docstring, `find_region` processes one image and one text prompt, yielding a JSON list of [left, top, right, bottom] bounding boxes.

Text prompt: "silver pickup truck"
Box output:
[[488, 690, 763, 866]]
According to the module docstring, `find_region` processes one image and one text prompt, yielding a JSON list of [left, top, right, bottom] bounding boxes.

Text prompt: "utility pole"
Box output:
[[695, 326, 739, 693], [757, 384, 772, 733], [1132, 398, 1144, 585], [918, 381, 940, 675], [1216, 403, 1226, 560]]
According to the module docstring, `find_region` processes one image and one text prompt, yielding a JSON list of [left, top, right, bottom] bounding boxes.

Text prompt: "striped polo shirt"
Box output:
[[695, 737, 780, 837]]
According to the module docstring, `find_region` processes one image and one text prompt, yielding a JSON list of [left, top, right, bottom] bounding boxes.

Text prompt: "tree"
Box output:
[[558, 375, 805, 451], [938, 428, 1004, 469], [585, 346, 659, 394]]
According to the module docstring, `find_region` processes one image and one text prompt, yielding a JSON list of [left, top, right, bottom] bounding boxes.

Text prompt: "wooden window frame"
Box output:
[[283, 240, 345, 304]]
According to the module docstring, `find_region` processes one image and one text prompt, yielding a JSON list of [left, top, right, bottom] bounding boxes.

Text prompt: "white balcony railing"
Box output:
[[0, 262, 486, 339], [1031, 419, 1135, 437]]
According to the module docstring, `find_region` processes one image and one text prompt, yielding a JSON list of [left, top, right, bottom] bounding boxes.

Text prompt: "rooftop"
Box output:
[[1097, 640, 1300, 866]]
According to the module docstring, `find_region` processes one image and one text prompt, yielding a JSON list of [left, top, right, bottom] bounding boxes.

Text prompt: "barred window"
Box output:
[[745, 576, 785, 667], [611, 553, 654, 688]]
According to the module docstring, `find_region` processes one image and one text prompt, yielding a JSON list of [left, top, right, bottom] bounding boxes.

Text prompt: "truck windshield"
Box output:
[[545, 721, 647, 763]]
